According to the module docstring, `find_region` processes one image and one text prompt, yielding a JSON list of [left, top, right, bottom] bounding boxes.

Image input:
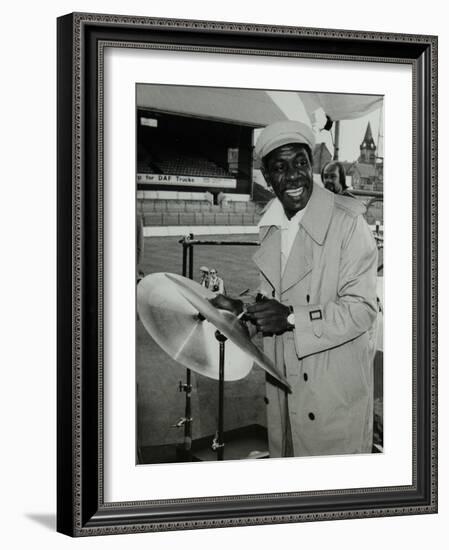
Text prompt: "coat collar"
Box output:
[[254, 183, 334, 293], [299, 182, 334, 245]]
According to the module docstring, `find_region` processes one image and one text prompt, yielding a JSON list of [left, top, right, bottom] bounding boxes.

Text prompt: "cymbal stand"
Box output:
[[177, 233, 261, 461], [212, 330, 227, 460], [179, 234, 195, 460]]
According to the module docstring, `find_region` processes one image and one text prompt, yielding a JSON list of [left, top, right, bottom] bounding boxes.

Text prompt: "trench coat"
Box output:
[[253, 183, 378, 457]]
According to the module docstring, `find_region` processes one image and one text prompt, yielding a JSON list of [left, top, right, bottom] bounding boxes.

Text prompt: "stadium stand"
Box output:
[[154, 152, 231, 178], [138, 144, 234, 179], [139, 197, 264, 227], [136, 138, 269, 227]]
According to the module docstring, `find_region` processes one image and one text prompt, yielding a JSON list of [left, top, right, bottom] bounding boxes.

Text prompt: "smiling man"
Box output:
[[213, 120, 379, 458], [250, 120, 379, 457], [264, 142, 313, 215], [211, 120, 378, 457]]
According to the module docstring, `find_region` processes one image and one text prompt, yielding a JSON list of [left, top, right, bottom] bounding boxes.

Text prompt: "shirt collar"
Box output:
[[257, 198, 288, 228]]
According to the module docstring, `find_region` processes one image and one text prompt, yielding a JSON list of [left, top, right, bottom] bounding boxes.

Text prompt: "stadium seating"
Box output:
[[136, 179, 269, 228], [142, 209, 262, 227], [138, 148, 233, 179]]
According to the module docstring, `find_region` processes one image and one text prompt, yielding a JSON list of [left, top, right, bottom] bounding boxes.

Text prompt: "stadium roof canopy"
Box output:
[[300, 92, 383, 122], [138, 85, 383, 126], [137, 85, 289, 127]]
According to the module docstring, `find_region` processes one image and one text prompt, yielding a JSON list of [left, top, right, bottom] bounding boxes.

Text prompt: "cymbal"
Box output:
[[137, 273, 253, 381], [165, 274, 290, 390], [137, 272, 291, 391]]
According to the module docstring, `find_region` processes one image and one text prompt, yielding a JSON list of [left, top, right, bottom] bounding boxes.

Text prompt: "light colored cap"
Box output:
[[199, 266, 209, 273], [254, 120, 315, 161]]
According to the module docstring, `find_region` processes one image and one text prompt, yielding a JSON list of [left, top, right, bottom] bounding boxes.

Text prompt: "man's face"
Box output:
[[263, 143, 313, 219], [322, 164, 343, 194]]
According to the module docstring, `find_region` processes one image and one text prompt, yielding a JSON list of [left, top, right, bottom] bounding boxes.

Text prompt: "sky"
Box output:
[[327, 108, 383, 162]]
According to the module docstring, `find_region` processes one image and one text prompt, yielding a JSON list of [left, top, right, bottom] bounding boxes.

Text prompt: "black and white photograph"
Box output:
[[135, 84, 384, 464]]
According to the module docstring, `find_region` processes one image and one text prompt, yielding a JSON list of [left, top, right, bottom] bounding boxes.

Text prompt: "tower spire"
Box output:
[[359, 122, 376, 164], [364, 122, 373, 142]]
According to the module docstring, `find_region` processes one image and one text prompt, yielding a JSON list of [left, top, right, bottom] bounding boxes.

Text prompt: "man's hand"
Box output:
[[209, 294, 244, 316], [246, 299, 291, 335]]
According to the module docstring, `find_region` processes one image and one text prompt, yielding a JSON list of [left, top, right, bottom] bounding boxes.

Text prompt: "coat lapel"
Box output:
[[281, 227, 312, 294], [252, 226, 281, 297], [300, 183, 334, 245], [281, 184, 334, 294], [254, 184, 334, 297]]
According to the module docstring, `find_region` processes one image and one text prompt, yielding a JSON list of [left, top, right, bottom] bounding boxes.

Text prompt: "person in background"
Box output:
[[204, 190, 214, 206], [217, 191, 228, 208], [208, 268, 225, 295], [199, 266, 210, 288], [321, 161, 355, 197]]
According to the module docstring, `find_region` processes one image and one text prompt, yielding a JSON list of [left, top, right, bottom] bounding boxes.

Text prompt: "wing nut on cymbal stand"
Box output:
[[178, 381, 192, 393], [172, 417, 193, 428], [212, 432, 225, 452]]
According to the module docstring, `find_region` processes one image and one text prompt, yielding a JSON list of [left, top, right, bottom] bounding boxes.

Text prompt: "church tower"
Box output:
[[359, 122, 376, 164]]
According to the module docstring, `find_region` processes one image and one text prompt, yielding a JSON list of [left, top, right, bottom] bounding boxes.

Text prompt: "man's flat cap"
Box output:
[[254, 120, 315, 161]]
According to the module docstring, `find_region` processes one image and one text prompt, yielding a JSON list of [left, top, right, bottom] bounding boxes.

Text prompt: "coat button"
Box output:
[[308, 412, 315, 420], [303, 373, 308, 381], [264, 396, 269, 405]]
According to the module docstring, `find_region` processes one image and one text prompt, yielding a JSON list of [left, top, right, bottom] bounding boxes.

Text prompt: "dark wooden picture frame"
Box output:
[[57, 12, 437, 536]]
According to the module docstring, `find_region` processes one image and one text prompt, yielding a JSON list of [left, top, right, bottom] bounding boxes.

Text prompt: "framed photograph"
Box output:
[[57, 12, 437, 536]]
